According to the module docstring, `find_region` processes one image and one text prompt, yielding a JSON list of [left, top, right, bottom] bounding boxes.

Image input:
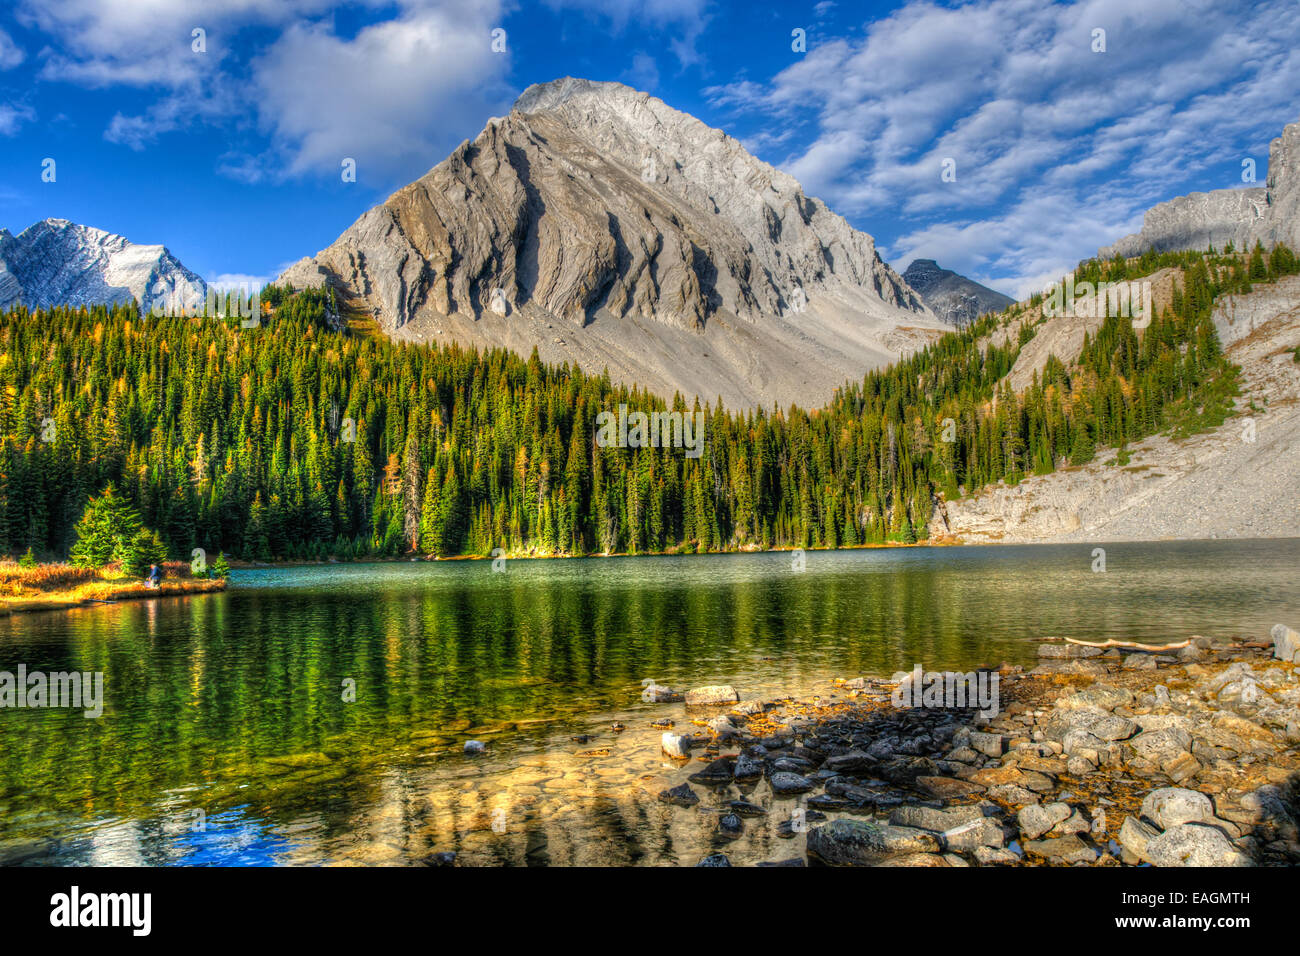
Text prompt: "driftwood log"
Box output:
[[1063, 637, 1191, 652]]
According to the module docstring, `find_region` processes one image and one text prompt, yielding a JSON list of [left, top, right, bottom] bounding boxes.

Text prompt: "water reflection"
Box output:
[[1, 540, 1297, 865]]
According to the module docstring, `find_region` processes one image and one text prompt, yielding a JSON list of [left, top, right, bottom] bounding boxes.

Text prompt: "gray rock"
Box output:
[[889, 804, 986, 832], [1128, 728, 1193, 764], [968, 731, 1006, 757], [1056, 684, 1134, 712], [973, 845, 1020, 865], [689, 758, 734, 786], [1146, 824, 1253, 867], [1037, 643, 1104, 659], [1118, 816, 1161, 863], [986, 784, 1040, 806], [1140, 788, 1215, 830], [696, 853, 732, 867], [1017, 802, 1073, 840], [1042, 708, 1137, 744], [1023, 834, 1099, 863], [733, 753, 763, 781], [661, 732, 693, 758], [463, 740, 486, 754], [684, 685, 740, 707]]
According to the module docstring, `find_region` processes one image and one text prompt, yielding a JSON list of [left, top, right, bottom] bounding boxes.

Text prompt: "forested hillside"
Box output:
[[1, 243, 1294, 562]]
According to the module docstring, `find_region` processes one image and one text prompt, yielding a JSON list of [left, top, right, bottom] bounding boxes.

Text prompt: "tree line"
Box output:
[[0, 243, 1293, 562]]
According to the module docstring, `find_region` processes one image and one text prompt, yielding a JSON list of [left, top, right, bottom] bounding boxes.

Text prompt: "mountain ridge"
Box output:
[[1099, 115, 1300, 259]]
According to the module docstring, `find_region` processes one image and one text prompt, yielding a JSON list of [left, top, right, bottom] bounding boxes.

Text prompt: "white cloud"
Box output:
[[250, 2, 512, 182], [0, 103, 35, 136], [0, 28, 25, 70], [706, 0, 1300, 295], [16, 0, 510, 181]]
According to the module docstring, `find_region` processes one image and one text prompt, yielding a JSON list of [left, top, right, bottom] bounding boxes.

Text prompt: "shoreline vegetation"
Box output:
[[0, 559, 226, 617]]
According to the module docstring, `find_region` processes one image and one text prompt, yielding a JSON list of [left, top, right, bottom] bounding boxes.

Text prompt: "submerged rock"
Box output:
[[685, 685, 740, 707], [807, 820, 941, 865]]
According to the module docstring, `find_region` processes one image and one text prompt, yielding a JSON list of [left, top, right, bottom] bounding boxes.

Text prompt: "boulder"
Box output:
[[1140, 788, 1215, 830], [1056, 684, 1134, 712], [684, 685, 740, 706], [1023, 834, 1099, 863], [1128, 727, 1193, 764], [1037, 643, 1104, 659], [1271, 624, 1300, 663], [1118, 816, 1161, 863], [688, 758, 734, 786], [661, 732, 693, 759], [1146, 823, 1253, 867], [696, 853, 732, 867], [1017, 802, 1072, 840]]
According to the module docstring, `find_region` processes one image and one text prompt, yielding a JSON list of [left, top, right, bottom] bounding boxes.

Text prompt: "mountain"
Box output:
[[279, 77, 945, 409], [0, 218, 206, 315], [899, 258, 1014, 328], [1099, 116, 1300, 259]]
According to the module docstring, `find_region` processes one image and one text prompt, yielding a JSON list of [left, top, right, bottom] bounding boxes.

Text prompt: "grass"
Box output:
[[0, 559, 226, 615]]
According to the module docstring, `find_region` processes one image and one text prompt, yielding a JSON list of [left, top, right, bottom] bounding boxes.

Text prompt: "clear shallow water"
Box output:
[[1, 540, 1297, 866]]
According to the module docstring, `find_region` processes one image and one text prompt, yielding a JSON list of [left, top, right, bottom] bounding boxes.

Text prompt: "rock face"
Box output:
[[280, 77, 945, 409], [0, 218, 205, 315], [900, 259, 1013, 328], [1099, 116, 1300, 258]]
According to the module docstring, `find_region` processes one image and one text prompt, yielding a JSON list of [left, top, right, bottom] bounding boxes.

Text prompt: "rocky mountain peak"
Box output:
[[279, 77, 943, 408], [901, 258, 1014, 329]]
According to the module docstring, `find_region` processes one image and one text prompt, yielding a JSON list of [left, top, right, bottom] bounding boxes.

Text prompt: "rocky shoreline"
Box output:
[[650, 626, 1300, 866]]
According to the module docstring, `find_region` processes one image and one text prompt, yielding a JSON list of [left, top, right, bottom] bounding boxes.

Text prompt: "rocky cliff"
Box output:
[[1100, 117, 1300, 258], [280, 77, 945, 409]]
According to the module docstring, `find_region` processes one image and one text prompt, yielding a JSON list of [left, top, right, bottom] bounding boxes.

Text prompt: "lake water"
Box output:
[[2, 540, 1298, 866]]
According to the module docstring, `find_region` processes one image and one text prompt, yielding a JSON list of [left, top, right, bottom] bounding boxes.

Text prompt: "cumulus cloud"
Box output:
[[16, 0, 512, 182], [705, 0, 1300, 295], [250, 2, 513, 182]]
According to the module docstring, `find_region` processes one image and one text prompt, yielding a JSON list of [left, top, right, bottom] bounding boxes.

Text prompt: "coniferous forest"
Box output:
[[1, 243, 1295, 563]]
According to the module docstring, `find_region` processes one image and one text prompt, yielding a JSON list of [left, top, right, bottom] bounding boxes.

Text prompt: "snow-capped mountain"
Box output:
[[0, 218, 206, 315]]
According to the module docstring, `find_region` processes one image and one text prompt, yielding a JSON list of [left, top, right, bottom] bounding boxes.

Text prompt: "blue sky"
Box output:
[[1, 0, 1297, 299]]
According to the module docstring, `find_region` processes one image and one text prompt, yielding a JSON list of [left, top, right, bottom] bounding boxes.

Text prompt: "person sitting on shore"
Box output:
[[146, 564, 162, 589]]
